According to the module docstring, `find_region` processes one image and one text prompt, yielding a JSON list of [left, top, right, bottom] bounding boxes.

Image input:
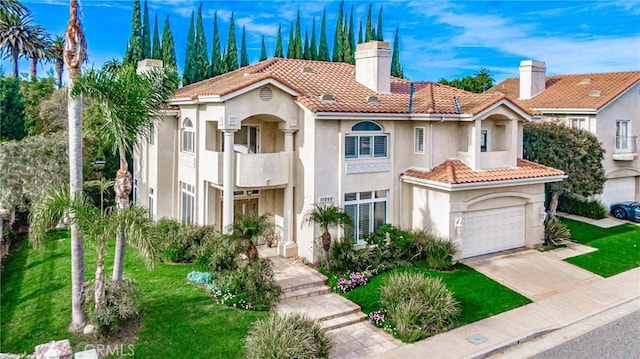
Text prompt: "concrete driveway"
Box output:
[[464, 249, 602, 301]]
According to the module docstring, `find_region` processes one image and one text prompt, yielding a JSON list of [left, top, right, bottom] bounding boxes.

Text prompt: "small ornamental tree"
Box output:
[[523, 121, 606, 217], [303, 204, 352, 273]]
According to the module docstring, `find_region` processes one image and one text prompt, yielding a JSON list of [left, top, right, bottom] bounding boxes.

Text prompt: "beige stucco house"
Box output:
[[134, 41, 564, 262], [490, 62, 640, 208]]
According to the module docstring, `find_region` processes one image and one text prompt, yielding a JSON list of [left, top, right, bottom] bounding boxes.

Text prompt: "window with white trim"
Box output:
[[568, 117, 587, 130], [180, 182, 195, 225], [414, 127, 425, 154], [344, 190, 387, 243], [148, 187, 155, 220], [616, 120, 630, 152], [181, 118, 195, 153], [480, 129, 489, 152], [345, 121, 388, 159]]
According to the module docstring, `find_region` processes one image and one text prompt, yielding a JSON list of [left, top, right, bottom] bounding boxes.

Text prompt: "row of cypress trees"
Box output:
[[123, 1, 404, 87]]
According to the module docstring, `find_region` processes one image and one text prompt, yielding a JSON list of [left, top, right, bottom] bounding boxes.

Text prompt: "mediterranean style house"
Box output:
[[490, 62, 640, 208], [133, 41, 565, 262]]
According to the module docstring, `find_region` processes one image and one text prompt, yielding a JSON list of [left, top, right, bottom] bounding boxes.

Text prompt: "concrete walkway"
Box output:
[[556, 211, 624, 228]]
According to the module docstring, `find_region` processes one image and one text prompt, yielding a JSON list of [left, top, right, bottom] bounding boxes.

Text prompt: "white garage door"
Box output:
[[601, 177, 636, 208], [461, 205, 525, 258]]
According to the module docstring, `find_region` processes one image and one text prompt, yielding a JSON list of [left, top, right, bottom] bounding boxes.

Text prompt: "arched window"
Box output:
[[345, 121, 388, 159], [181, 118, 195, 153]]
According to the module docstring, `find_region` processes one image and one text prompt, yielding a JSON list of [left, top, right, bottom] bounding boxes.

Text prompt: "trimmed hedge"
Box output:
[[558, 195, 607, 219]]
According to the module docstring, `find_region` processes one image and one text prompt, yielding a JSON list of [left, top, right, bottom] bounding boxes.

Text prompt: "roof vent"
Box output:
[[259, 87, 273, 102], [588, 90, 601, 97], [453, 96, 462, 114], [320, 94, 336, 102], [302, 67, 314, 74], [366, 96, 380, 104], [578, 78, 591, 85]]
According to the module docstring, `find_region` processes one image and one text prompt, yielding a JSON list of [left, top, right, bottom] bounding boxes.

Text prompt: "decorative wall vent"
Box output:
[[578, 78, 591, 85], [366, 96, 380, 104], [320, 94, 336, 102], [588, 90, 601, 97], [302, 67, 314, 74], [259, 87, 273, 102]]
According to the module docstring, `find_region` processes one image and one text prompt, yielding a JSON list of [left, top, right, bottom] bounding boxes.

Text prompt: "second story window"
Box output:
[[616, 120, 630, 152], [481, 129, 489, 152], [345, 121, 388, 159], [181, 118, 195, 153], [568, 117, 587, 130], [414, 127, 425, 154]]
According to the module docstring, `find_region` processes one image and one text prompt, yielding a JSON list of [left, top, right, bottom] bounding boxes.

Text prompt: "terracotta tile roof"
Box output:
[[173, 58, 509, 115], [402, 158, 564, 185], [489, 71, 640, 112]]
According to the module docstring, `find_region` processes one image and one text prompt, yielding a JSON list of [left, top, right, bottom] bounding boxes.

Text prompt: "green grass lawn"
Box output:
[[0, 230, 266, 357], [343, 263, 531, 326], [562, 218, 640, 277]]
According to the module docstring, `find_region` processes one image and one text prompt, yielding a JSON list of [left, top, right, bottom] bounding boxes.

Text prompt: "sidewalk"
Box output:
[[371, 267, 640, 359], [556, 211, 626, 228]]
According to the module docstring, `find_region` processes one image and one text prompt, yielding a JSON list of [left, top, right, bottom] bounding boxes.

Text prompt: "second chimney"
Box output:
[[519, 60, 546, 100], [355, 41, 391, 94]]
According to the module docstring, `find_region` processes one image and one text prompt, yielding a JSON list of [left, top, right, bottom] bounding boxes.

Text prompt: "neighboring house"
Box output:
[[490, 61, 640, 207], [134, 42, 564, 262]]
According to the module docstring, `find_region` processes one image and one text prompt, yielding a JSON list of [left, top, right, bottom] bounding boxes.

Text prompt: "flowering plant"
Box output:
[[368, 308, 397, 335], [332, 263, 389, 293]]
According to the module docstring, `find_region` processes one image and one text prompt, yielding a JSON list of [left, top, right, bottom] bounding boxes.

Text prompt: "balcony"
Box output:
[[202, 150, 290, 187], [612, 136, 638, 161], [480, 151, 511, 169]]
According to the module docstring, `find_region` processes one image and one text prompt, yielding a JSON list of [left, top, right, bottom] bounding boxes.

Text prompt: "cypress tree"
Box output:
[[152, 14, 162, 60], [286, 22, 294, 58], [161, 15, 176, 69], [227, 13, 238, 71], [124, 0, 143, 65], [342, 18, 351, 64], [220, 48, 228, 73], [211, 11, 222, 76], [376, 6, 384, 41], [303, 29, 310, 60], [0, 77, 26, 141], [391, 27, 403, 78], [294, 8, 303, 59], [240, 26, 249, 67], [141, 0, 151, 58], [194, 3, 210, 80], [332, 0, 344, 62], [347, 6, 355, 63], [183, 11, 196, 85], [318, 9, 329, 61], [274, 24, 283, 58], [259, 35, 267, 61], [365, 4, 373, 42], [358, 19, 363, 44], [309, 17, 317, 60]]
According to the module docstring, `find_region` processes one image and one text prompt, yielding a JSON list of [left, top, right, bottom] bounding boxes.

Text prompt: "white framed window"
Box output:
[[568, 117, 587, 130], [414, 127, 425, 154], [616, 120, 630, 152], [480, 129, 489, 152], [181, 118, 195, 153], [344, 190, 387, 243], [180, 181, 195, 225], [148, 187, 155, 220], [345, 121, 388, 159], [149, 125, 156, 145]]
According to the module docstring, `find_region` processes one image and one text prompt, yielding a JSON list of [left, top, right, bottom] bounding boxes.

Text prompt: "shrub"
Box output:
[[381, 272, 460, 342], [244, 314, 332, 359], [424, 237, 457, 271], [557, 195, 607, 219], [195, 233, 242, 273], [365, 224, 413, 263], [156, 222, 216, 263], [83, 278, 142, 335], [544, 216, 572, 247], [329, 238, 369, 273]]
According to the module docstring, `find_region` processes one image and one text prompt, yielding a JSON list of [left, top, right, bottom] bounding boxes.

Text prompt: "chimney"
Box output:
[[519, 60, 546, 100], [137, 59, 164, 74], [355, 41, 391, 94]]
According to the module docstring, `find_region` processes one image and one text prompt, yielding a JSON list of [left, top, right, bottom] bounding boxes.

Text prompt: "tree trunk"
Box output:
[[321, 231, 332, 272], [95, 243, 105, 309], [55, 61, 64, 89], [548, 192, 559, 218], [11, 49, 18, 78], [112, 156, 132, 284], [68, 73, 86, 331], [30, 58, 37, 80], [245, 240, 259, 261]]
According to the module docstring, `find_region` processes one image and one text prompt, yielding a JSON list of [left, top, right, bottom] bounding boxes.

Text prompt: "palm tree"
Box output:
[[48, 36, 64, 88], [302, 204, 352, 272], [102, 57, 122, 73], [0, 0, 29, 16], [64, 0, 87, 332], [231, 213, 274, 260], [0, 11, 47, 78], [26, 29, 50, 79], [474, 68, 495, 93], [72, 63, 177, 285]]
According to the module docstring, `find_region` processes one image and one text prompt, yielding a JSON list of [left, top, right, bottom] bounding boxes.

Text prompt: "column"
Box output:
[[222, 130, 236, 233], [279, 130, 296, 256]]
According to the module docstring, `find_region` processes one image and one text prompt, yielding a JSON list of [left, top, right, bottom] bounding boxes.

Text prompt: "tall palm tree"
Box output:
[[64, 0, 87, 332], [302, 204, 352, 272], [26, 29, 50, 79], [72, 64, 177, 285], [48, 36, 64, 88], [231, 213, 274, 260], [0, 0, 29, 17], [474, 68, 495, 93], [0, 11, 46, 78]]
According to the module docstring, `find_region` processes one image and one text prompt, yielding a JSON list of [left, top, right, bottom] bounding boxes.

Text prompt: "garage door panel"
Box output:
[[601, 177, 636, 208], [462, 205, 525, 258]]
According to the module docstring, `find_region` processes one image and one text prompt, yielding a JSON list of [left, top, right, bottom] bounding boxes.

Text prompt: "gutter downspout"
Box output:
[[408, 83, 414, 114]]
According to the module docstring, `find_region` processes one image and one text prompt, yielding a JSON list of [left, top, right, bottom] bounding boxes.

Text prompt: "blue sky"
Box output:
[[4, 0, 640, 83]]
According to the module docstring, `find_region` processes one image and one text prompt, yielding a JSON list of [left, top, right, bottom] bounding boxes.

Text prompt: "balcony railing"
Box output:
[[201, 150, 290, 187], [613, 136, 638, 161]]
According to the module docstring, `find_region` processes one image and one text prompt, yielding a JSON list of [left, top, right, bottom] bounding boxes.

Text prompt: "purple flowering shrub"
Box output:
[[330, 263, 389, 293], [368, 308, 397, 336]]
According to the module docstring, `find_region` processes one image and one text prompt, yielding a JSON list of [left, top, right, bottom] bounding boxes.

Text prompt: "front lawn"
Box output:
[[0, 230, 266, 357], [342, 263, 531, 327], [562, 218, 640, 277]]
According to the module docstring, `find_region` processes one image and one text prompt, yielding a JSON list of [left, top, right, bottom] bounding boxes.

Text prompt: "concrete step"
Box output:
[[277, 275, 327, 293], [321, 312, 367, 331], [274, 293, 362, 322], [280, 284, 332, 302]]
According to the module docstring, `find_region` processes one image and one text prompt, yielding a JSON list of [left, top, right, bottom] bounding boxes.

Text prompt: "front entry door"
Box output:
[[234, 198, 258, 217]]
